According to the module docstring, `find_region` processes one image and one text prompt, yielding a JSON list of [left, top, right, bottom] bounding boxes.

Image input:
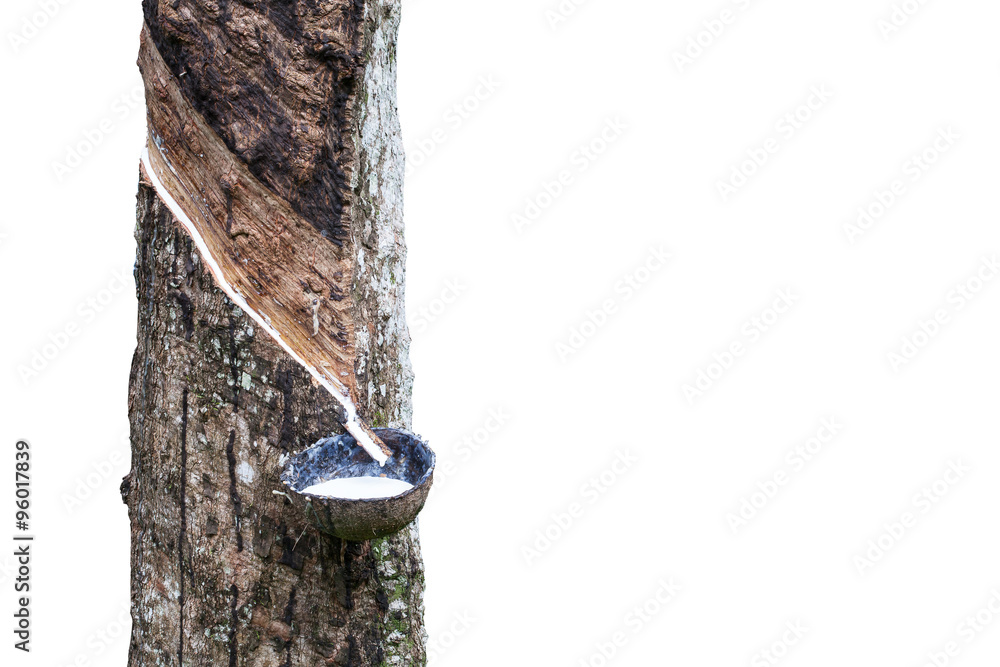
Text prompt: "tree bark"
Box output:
[[123, 1, 424, 665]]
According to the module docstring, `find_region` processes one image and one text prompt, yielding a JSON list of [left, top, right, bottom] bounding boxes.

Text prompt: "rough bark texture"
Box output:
[[124, 1, 422, 665]]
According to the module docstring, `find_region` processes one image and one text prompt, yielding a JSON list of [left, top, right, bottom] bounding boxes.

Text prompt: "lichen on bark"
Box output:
[[350, 0, 413, 431]]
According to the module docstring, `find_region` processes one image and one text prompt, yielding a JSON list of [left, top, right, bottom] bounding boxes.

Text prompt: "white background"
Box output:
[[2, 0, 1000, 665]]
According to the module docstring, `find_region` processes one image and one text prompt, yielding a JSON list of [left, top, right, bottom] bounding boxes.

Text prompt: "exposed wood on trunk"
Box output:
[[140, 22, 389, 461], [125, 0, 421, 664]]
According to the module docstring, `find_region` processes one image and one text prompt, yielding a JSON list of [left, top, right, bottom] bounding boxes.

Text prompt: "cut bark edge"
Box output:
[[140, 145, 392, 465]]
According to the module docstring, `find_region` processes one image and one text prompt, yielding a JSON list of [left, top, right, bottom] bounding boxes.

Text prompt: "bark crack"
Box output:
[[225, 430, 245, 552], [227, 318, 241, 410], [178, 387, 189, 666], [280, 588, 297, 667], [228, 583, 239, 667]]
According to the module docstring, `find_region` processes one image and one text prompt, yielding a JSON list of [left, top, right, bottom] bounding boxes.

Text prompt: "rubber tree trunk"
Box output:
[[122, 1, 425, 665]]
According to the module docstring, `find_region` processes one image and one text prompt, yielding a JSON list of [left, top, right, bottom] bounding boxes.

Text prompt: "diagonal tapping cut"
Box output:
[[137, 24, 390, 465]]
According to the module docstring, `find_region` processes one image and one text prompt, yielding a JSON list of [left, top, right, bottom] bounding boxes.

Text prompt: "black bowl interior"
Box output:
[[282, 428, 434, 499]]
